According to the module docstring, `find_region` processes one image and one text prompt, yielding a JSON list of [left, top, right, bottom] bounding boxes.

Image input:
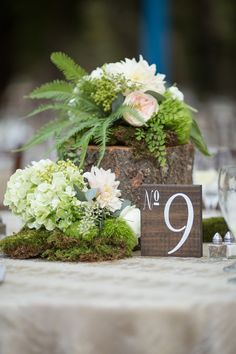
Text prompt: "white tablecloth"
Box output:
[[0, 255, 236, 354]]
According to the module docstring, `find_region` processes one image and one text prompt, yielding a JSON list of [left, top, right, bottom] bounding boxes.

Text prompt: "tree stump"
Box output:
[[84, 144, 194, 208]]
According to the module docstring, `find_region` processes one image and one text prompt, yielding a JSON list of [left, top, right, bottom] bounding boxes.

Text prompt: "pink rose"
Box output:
[[123, 91, 159, 127]]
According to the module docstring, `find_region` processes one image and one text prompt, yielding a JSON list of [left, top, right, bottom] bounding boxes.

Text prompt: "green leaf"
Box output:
[[113, 199, 132, 217], [55, 119, 95, 149], [75, 126, 98, 168], [51, 52, 87, 82], [145, 90, 165, 102], [121, 199, 132, 210], [24, 103, 74, 118], [112, 93, 125, 112], [190, 119, 211, 156], [85, 188, 97, 201], [95, 119, 113, 166], [28, 80, 73, 100], [77, 96, 103, 114], [74, 186, 87, 201]]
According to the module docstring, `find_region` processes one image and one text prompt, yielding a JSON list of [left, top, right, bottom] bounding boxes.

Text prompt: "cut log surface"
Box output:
[[84, 144, 194, 208]]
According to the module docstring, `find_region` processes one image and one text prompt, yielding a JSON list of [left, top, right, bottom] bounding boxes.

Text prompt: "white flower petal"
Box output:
[[120, 206, 141, 239]]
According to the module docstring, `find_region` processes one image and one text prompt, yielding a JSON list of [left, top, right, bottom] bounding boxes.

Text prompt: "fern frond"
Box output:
[[76, 126, 98, 168], [55, 120, 96, 149], [25, 103, 74, 118], [19, 118, 72, 151], [94, 116, 118, 166], [51, 52, 87, 82], [76, 96, 104, 114], [28, 80, 73, 101], [68, 110, 96, 122]]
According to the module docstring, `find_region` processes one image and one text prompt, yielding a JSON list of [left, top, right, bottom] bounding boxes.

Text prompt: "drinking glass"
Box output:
[[219, 166, 236, 277], [218, 166, 236, 235], [193, 147, 233, 214]]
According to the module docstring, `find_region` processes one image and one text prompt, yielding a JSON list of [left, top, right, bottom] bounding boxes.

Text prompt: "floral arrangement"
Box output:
[[21, 53, 209, 167], [1, 159, 139, 262]]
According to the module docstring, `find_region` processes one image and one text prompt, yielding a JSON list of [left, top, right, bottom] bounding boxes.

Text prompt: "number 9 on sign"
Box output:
[[164, 193, 194, 255]]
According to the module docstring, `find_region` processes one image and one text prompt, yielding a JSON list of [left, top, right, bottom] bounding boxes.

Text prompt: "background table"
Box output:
[[0, 255, 236, 354]]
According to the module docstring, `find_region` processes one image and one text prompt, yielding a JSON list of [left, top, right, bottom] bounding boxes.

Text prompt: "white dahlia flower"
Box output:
[[119, 55, 166, 94], [90, 55, 166, 95], [83, 167, 122, 212]]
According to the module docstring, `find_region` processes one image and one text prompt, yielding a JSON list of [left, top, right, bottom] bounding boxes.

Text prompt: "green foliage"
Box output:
[[89, 75, 119, 112], [135, 92, 193, 167], [22, 53, 144, 167], [0, 218, 136, 262], [22, 52, 209, 167], [159, 95, 193, 144], [50, 52, 87, 82], [190, 119, 211, 156], [203, 217, 228, 243], [136, 121, 166, 167], [145, 90, 165, 102], [79, 73, 138, 113], [28, 80, 73, 100]]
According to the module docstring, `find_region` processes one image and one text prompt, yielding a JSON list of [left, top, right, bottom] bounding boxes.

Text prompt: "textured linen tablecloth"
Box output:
[[0, 255, 236, 354]]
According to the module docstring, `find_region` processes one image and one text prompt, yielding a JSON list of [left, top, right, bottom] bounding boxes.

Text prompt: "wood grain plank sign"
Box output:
[[141, 185, 202, 257]]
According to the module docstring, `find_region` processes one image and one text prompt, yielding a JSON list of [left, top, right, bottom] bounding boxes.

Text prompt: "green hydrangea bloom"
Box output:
[[4, 159, 86, 232]]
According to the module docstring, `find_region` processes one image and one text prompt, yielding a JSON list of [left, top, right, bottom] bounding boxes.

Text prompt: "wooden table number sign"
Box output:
[[141, 185, 202, 257]]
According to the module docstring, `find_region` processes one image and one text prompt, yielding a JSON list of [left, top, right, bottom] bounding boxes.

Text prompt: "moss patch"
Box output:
[[0, 228, 51, 259], [203, 217, 228, 243], [0, 218, 137, 262], [109, 125, 179, 161], [100, 218, 137, 254]]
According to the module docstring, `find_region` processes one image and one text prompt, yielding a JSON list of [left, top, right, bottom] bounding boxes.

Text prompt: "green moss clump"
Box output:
[[109, 125, 136, 145], [42, 218, 137, 262], [100, 218, 137, 254], [41, 244, 126, 262], [0, 228, 51, 259], [0, 218, 137, 262], [65, 222, 99, 242], [47, 229, 80, 249], [42, 247, 94, 262], [203, 217, 228, 243]]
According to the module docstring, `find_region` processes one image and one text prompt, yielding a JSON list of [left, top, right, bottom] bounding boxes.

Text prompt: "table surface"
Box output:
[[0, 254, 235, 307], [0, 255, 236, 354]]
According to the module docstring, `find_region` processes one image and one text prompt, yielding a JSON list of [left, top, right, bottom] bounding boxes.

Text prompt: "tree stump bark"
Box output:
[[84, 144, 194, 208]]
